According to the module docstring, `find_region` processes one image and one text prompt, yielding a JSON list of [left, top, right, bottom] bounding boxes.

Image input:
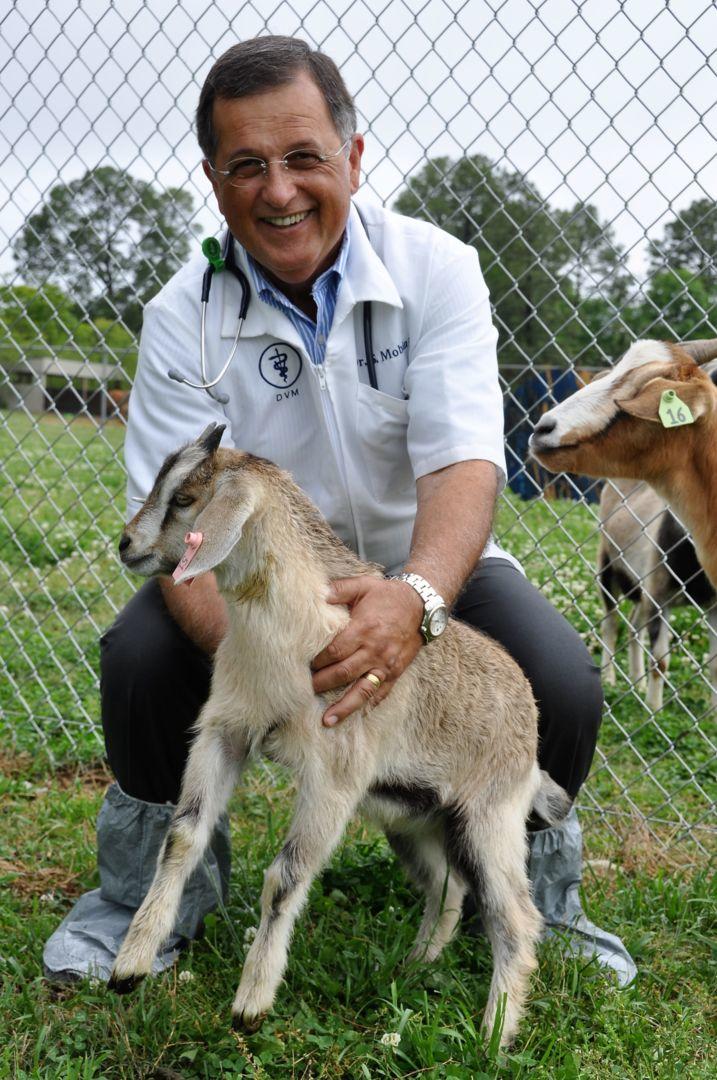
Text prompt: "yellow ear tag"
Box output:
[[658, 389, 694, 428]]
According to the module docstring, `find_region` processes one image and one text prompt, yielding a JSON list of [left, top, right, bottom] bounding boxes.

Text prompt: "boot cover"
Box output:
[[528, 807, 637, 987], [43, 783, 230, 982]]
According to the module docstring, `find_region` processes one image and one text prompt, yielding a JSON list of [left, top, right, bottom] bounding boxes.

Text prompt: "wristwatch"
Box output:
[[389, 572, 449, 644]]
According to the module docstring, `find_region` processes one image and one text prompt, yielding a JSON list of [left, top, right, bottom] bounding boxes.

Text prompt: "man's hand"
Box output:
[[311, 576, 425, 726], [158, 573, 228, 656]]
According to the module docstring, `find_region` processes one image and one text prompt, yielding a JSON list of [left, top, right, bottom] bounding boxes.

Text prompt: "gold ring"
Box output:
[[364, 673, 382, 689]]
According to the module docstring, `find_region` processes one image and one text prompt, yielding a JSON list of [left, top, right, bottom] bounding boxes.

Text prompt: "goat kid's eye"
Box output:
[[172, 494, 195, 508]]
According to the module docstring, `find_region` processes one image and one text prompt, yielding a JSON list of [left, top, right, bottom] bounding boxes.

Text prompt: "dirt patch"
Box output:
[[615, 815, 708, 876], [0, 749, 112, 791], [52, 759, 112, 791], [0, 750, 34, 779], [0, 857, 84, 900]]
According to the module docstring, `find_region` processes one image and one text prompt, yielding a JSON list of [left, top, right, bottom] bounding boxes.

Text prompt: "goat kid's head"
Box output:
[[530, 339, 717, 481], [119, 423, 260, 585]]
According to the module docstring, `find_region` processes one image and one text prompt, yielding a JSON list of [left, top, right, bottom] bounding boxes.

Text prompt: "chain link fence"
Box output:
[[1, 0, 715, 852]]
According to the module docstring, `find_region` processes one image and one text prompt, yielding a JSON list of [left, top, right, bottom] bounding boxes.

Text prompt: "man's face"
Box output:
[[203, 71, 363, 291]]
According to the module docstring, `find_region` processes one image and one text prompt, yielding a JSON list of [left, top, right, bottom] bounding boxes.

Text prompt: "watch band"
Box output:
[[390, 572, 443, 607], [388, 572, 448, 643]]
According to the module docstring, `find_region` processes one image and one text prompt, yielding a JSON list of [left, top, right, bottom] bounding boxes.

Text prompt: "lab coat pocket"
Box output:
[[356, 383, 414, 503]]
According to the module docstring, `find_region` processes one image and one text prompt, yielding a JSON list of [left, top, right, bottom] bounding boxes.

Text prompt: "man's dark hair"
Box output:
[[196, 36, 357, 162]]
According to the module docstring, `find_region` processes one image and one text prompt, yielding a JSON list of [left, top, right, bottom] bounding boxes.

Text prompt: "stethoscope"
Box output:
[[167, 217, 378, 405]]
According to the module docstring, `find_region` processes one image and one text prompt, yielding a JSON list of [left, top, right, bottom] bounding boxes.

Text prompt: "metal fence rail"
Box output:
[[1, 0, 715, 851]]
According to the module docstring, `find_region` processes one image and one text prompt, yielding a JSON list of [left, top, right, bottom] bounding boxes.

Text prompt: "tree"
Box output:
[[553, 201, 628, 305], [13, 167, 199, 334], [630, 268, 716, 342], [394, 155, 626, 366], [0, 283, 135, 367], [649, 197, 717, 290]]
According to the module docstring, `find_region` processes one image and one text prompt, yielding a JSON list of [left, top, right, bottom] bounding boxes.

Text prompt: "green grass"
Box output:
[[2, 407, 715, 837], [1, 408, 716, 1075], [0, 409, 133, 759], [1, 761, 715, 1079]]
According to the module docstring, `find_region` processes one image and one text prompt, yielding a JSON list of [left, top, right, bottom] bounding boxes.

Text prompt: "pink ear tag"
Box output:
[[172, 531, 204, 586]]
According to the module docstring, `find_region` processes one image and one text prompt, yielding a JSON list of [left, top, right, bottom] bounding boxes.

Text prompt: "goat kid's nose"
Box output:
[[118, 533, 132, 555]]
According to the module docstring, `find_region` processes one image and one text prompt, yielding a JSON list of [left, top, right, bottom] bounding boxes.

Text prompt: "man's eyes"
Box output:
[[226, 150, 323, 177], [285, 150, 322, 167], [227, 158, 264, 177]]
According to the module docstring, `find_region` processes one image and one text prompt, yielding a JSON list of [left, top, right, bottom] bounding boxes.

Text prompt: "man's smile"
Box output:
[[260, 210, 312, 228]]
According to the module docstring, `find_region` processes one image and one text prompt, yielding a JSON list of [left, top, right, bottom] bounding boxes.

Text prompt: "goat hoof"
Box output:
[[231, 1010, 265, 1034], [108, 972, 146, 995]]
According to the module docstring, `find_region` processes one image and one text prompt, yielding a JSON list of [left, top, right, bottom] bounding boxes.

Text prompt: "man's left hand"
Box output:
[[311, 576, 424, 726]]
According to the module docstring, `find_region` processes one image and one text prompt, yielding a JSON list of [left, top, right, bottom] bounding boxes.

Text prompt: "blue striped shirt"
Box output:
[[246, 222, 351, 366]]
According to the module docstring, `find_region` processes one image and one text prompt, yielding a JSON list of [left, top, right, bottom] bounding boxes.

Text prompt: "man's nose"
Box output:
[[260, 162, 299, 205]]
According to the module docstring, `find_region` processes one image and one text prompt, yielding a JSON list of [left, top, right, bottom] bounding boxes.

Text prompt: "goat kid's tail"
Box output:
[[531, 770, 572, 826]]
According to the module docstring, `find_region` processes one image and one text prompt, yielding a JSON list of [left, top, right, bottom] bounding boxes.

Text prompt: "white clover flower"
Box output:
[[89, 977, 100, 989], [39, 891, 54, 903], [380, 1032, 401, 1047], [178, 969, 194, 983], [243, 926, 257, 944]]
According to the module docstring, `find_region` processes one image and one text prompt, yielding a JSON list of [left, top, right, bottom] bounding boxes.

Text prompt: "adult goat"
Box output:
[[597, 478, 717, 710], [108, 423, 569, 1047], [530, 339, 717, 700]]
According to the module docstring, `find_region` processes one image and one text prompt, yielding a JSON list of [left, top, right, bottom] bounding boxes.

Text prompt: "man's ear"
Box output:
[[348, 133, 364, 195], [616, 377, 712, 423], [173, 479, 256, 584]]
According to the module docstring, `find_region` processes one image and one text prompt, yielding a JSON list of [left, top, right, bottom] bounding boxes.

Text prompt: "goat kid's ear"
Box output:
[[195, 422, 226, 455], [173, 479, 255, 584], [616, 377, 712, 424]]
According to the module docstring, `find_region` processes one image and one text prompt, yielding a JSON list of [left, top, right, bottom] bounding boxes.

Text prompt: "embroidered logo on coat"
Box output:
[[259, 343, 302, 389]]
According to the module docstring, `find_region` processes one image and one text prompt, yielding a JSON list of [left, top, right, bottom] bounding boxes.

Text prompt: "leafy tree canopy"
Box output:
[[0, 283, 134, 366], [630, 268, 716, 343], [649, 198, 717, 289], [394, 154, 627, 366], [13, 166, 199, 334]]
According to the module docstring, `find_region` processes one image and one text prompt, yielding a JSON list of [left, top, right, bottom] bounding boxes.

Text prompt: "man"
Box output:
[[44, 36, 635, 986]]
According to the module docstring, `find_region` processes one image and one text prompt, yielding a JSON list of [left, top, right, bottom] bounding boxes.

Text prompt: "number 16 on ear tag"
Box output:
[[659, 389, 694, 428]]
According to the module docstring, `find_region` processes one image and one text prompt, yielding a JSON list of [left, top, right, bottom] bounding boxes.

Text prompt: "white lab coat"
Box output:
[[124, 197, 517, 575]]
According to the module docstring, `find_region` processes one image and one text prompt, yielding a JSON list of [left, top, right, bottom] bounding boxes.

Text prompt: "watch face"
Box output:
[[428, 607, 448, 638]]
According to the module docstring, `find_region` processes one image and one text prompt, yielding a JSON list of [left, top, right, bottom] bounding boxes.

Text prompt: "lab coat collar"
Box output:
[[220, 199, 403, 339], [335, 201, 404, 316]]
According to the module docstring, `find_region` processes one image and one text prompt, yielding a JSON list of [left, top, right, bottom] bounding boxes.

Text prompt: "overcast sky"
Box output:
[[1, 0, 715, 282]]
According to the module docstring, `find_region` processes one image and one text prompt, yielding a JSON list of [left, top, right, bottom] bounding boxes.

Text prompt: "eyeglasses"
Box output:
[[209, 138, 352, 187]]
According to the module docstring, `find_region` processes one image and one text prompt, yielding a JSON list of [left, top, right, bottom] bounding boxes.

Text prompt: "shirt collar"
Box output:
[[246, 219, 350, 320], [220, 199, 402, 339]]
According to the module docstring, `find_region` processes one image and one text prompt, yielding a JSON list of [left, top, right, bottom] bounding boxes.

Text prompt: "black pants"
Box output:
[[102, 559, 602, 806]]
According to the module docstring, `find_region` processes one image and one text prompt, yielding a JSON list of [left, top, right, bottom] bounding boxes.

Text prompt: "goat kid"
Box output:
[[109, 424, 569, 1047], [530, 338, 717, 594], [598, 479, 717, 710]]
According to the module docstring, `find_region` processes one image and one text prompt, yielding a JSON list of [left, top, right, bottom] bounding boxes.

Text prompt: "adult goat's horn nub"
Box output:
[[679, 339, 717, 364]]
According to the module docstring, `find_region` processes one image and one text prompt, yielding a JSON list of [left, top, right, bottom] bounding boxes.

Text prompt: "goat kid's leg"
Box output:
[[599, 601, 619, 687], [109, 726, 243, 992], [446, 795, 542, 1048], [386, 825, 466, 964], [706, 610, 717, 711], [646, 606, 671, 711], [627, 601, 647, 694], [231, 780, 360, 1032], [598, 557, 621, 687]]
